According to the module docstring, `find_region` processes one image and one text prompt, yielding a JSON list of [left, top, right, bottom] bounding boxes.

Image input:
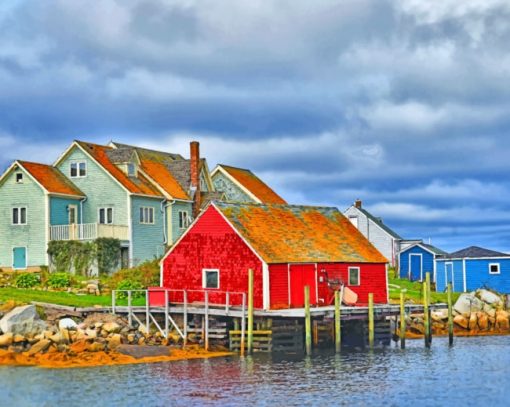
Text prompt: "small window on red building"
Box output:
[[348, 267, 360, 286], [203, 269, 219, 289]]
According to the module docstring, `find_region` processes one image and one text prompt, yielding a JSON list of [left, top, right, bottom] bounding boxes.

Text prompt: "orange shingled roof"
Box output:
[[140, 159, 190, 200], [215, 202, 387, 264], [76, 141, 162, 197], [19, 161, 84, 197], [219, 165, 287, 204]]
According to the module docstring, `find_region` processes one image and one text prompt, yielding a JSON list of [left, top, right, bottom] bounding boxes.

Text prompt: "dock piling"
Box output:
[[423, 279, 431, 348], [305, 285, 312, 355], [247, 269, 254, 355], [183, 290, 188, 347], [205, 291, 209, 351], [368, 293, 374, 349], [400, 290, 406, 349], [447, 282, 454, 346], [127, 290, 132, 327], [164, 289, 169, 339], [334, 289, 342, 353]]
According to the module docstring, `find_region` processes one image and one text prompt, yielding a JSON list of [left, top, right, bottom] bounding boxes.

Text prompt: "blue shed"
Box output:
[[399, 243, 446, 282], [436, 246, 510, 294]]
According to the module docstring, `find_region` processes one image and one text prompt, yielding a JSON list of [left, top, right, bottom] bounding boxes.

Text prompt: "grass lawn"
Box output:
[[388, 275, 460, 304], [0, 287, 146, 308]]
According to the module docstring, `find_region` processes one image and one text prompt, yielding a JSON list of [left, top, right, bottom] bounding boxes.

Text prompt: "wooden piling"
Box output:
[[247, 268, 254, 355], [240, 293, 246, 357], [423, 280, 430, 348], [305, 285, 312, 355], [204, 291, 209, 351], [426, 272, 432, 343], [447, 282, 454, 346], [313, 320, 319, 346], [183, 290, 188, 347], [399, 290, 406, 349], [334, 289, 341, 353], [368, 293, 374, 349]]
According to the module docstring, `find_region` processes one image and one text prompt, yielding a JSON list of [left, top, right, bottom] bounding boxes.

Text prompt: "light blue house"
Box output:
[[436, 246, 510, 294], [398, 242, 446, 282]]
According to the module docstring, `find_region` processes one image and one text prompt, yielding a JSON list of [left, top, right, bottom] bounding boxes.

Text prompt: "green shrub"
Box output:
[[108, 259, 160, 289], [47, 272, 72, 289], [15, 273, 40, 288], [116, 279, 144, 298]]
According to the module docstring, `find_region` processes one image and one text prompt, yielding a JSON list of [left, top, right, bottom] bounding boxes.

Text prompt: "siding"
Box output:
[[212, 172, 255, 203], [56, 147, 128, 226], [163, 206, 264, 308], [131, 196, 166, 264], [465, 259, 510, 293], [169, 201, 193, 244], [398, 245, 434, 281], [436, 260, 464, 292], [269, 264, 289, 309], [344, 206, 395, 265], [50, 196, 82, 225], [0, 168, 47, 267]]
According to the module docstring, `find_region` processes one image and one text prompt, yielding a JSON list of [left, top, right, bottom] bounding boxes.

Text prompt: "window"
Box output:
[[489, 263, 500, 275], [203, 269, 219, 289], [70, 161, 87, 178], [139, 207, 155, 224], [179, 211, 190, 229], [348, 267, 360, 286], [12, 207, 27, 225], [127, 163, 136, 177], [348, 216, 359, 229], [15, 173, 23, 183], [98, 207, 113, 224]]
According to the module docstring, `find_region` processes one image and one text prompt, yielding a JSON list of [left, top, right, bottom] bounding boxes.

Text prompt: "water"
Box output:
[[0, 336, 509, 407]]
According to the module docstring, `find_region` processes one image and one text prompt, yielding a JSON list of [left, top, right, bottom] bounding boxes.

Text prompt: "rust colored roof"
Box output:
[[18, 161, 85, 197], [76, 141, 162, 197], [218, 165, 287, 204], [140, 159, 190, 200], [215, 202, 387, 264]]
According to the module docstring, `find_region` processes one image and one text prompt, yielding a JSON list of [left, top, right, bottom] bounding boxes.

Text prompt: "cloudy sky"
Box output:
[[1, 0, 510, 252]]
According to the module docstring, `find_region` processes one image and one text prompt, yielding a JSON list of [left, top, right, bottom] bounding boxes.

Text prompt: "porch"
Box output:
[[49, 223, 129, 241]]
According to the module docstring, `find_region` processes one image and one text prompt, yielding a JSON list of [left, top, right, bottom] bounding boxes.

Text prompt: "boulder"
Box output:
[[103, 322, 121, 334], [49, 333, 62, 344], [496, 310, 510, 331], [477, 289, 502, 307], [28, 339, 51, 355], [60, 328, 70, 344], [454, 293, 484, 315], [87, 342, 105, 352], [454, 315, 469, 329], [58, 318, 78, 331], [477, 312, 489, 331], [0, 332, 13, 347], [0, 305, 47, 335], [13, 334, 25, 343], [108, 334, 122, 349], [468, 313, 478, 330], [432, 310, 448, 322], [85, 328, 97, 339]]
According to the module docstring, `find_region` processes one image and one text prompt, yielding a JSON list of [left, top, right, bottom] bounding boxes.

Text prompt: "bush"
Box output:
[[15, 273, 40, 288], [47, 272, 72, 289], [108, 259, 160, 289], [116, 279, 144, 299]]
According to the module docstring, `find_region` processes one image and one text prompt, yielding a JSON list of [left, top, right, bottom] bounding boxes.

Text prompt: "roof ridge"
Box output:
[[217, 163, 253, 172], [215, 201, 339, 211]]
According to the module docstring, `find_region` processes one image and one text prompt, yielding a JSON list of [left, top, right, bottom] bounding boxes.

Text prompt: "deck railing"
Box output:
[[49, 223, 129, 241]]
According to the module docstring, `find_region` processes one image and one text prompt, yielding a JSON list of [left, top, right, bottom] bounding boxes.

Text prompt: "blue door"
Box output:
[[13, 247, 27, 269], [445, 263, 454, 291], [409, 254, 422, 281]]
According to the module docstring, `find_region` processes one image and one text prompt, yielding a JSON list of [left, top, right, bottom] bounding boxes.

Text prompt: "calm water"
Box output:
[[0, 336, 509, 407]]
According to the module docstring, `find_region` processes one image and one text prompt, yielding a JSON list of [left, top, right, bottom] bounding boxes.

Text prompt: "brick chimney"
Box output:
[[190, 141, 201, 216], [355, 199, 362, 209]]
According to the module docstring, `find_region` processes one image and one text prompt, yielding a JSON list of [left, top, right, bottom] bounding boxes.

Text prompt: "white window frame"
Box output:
[[348, 267, 360, 286], [98, 207, 114, 225], [70, 161, 87, 178], [68, 204, 78, 225], [139, 206, 155, 225], [202, 269, 220, 289], [12, 207, 27, 225], [15, 172, 23, 184], [179, 211, 190, 229], [489, 263, 500, 275]]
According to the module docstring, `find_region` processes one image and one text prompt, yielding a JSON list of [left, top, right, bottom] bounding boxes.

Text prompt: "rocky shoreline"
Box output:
[[0, 302, 231, 368]]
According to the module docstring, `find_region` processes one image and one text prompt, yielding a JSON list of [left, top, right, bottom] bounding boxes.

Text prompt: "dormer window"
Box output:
[[127, 163, 136, 177], [15, 173, 23, 183]]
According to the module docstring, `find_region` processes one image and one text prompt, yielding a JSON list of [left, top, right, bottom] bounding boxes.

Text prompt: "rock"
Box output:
[[454, 315, 469, 329], [477, 312, 489, 331], [454, 293, 484, 315], [496, 309, 509, 319], [87, 342, 105, 352], [108, 334, 122, 349], [432, 310, 448, 322], [468, 313, 478, 330], [60, 328, 70, 344], [0, 332, 13, 347], [49, 333, 62, 344], [0, 305, 47, 335], [103, 322, 121, 334], [85, 328, 97, 339], [75, 329, 87, 341], [13, 334, 25, 343], [43, 330, 54, 339], [138, 337, 146, 345], [58, 318, 78, 331], [496, 310, 510, 331], [28, 339, 51, 355], [94, 322, 103, 329], [117, 345, 171, 359], [477, 289, 502, 307], [86, 283, 100, 295], [127, 334, 135, 343]]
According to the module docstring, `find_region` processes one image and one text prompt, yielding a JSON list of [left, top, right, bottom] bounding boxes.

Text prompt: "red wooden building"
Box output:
[[161, 202, 388, 310]]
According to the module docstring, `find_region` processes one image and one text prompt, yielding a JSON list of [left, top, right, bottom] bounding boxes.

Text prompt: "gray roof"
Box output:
[[106, 148, 135, 163], [357, 207, 402, 240], [420, 243, 447, 256], [442, 246, 510, 259], [166, 160, 191, 191], [200, 191, 225, 208], [112, 142, 183, 161]]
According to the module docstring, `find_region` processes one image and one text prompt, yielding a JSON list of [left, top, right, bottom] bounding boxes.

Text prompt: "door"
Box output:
[[289, 264, 317, 307], [445, 262, 454, 291], [13, 247, 27, 269], [409, 254, 422, 281], [68, 205, 78, 240]]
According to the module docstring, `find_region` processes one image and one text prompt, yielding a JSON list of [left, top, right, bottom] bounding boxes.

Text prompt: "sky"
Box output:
[[1, 0, 510, 252]]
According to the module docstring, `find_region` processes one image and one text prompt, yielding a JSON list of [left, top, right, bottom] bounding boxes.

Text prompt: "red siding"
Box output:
[[269, 264, 289, 309], [318, 263, 387, 304], [289, 264, 317, 307], [163, 206, 264, 308]]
